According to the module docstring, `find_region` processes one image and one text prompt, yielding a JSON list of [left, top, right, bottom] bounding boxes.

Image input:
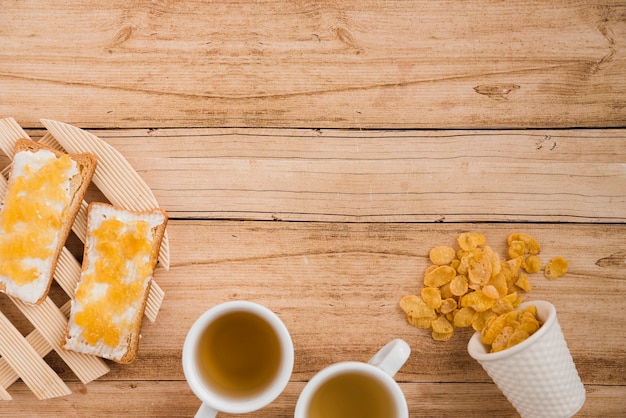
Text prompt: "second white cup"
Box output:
[[295, 339, 411, 418]]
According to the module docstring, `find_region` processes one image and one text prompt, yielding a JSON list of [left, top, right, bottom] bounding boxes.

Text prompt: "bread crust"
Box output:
[[0, 138, 97, 305], [63, 202, 168, 364]]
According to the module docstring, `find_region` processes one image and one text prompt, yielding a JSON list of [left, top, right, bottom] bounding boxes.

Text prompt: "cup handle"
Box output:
[[195, 402, 218, 418], [368, 338, 411, 377]]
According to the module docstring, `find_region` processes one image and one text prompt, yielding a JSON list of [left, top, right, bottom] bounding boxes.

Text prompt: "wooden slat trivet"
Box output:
[[0, 301, 72, 397], [0, 118, 169, 399], [0, 311, 71, 400], [12, 298, 110, 384], [0, 118, 166, 321]]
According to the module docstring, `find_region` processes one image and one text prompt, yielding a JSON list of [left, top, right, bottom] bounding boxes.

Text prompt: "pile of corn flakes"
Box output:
[[400, 232, 568, 351]]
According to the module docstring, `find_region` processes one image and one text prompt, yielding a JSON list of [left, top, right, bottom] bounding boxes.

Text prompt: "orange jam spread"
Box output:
[[0, 151, 74, 285], [74, 217, 154, 348]]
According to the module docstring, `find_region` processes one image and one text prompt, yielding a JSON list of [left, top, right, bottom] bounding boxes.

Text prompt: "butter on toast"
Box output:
[[63, 202, 167, 364], [0, 139, 96, 304]]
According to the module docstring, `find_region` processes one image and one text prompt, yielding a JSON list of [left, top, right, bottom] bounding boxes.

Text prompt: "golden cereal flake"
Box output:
[[429, 245, 456, 265], [544, 257, 568, 279]]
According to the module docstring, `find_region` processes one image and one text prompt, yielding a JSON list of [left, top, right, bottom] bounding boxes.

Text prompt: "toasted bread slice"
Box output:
[[0, 138, 97, 305], [63, 202, 168, 364]]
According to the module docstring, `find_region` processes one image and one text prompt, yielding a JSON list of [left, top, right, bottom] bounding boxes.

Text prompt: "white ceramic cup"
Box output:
[[295, 339, 411, 418], [182, 301, 294, 417], [468, 300, 586, 418]]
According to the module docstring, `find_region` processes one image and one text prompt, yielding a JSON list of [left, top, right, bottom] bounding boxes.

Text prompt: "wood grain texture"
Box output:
[[2, 221, 625, 415], [2, 1, 625, 129], [23, 127, 625, 223], [2, 0, 625, 415], [2, 380, 624, 417]]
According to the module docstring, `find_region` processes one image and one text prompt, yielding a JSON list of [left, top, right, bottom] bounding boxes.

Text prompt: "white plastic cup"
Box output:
[[182, 301, 294, 417], [295, 339, 411, 418], [468, 300, 586, 418]]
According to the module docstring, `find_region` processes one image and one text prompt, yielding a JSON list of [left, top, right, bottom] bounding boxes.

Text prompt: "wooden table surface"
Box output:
[[1, 1, 625, 416]]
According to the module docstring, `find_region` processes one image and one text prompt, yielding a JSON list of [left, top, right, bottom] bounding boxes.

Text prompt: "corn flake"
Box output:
[[439, 282, 454, 299], [507, 233, 541, 255], [483, 245, 502, 276], [429, 246, 456, 265], [457, 232, 486, 251], [544, 257, 568, 280], [507, 329, 530, 349], [481, 284, 500, 300], [421, 287, 442, 309], [461, 291, 496, 313], [518, 314, 540, 334], [523, 255, 542, 274], [489, 272, 509, 297], [491, 297, 515, 315], [491, 325, 514, 352], [453, 307, 476, 328], [468, 255, 492, 286], [424, 265, 456, 287], [508, 240, 526, 259], [504, 256, 524, 277], [400, 295, 436, 319], [472, 310, 497, 332], [450, 275, 469, 296], [515, 273, 532, 292], [439, 298, 457, 315], [431, 315, 454, 334]]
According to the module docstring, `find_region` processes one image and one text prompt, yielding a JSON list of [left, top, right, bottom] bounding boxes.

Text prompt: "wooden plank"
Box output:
[[6, 220, 623, 401], [26, 127, 626, 223], [161, 221, 626, 385], [1, 1, 624, 129], [21, 221, 619, 388], [2, 380, 624, 417]]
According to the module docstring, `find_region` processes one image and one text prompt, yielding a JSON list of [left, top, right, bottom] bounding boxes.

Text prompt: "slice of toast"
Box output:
[[62, 202, 168, 364], [0, 138, 97, 304]]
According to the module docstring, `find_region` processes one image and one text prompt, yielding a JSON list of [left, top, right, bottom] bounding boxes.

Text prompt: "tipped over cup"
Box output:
[[468, 300, 585, 418]]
